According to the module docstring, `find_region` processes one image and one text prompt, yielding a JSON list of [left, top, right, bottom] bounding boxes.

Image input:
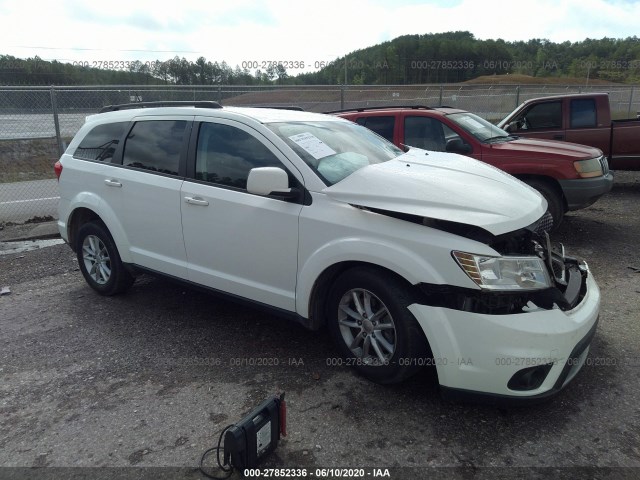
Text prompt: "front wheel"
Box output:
[[326, 266, 429, 384], [76, 221, 134, 296]]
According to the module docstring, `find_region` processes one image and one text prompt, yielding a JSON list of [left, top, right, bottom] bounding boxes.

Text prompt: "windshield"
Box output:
[[447, 112, 511, 143], [267, 120, 403, 186]]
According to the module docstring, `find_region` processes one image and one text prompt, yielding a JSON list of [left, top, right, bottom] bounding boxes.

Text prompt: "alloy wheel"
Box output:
[[337, 288, 397, 364], [82, 235, 111, 285]]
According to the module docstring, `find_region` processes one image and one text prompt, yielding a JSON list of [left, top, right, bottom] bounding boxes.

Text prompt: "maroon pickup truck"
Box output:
[[332, 106, 613, 229], [498, 93, 640, 170]]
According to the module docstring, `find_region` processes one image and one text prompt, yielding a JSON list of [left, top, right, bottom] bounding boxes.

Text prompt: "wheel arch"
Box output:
[[75, 220, 135, 295], [306, 260, 423, 331], [67, 207, 101, 252], [297, 238, 467, 328], [66, 200, 132, 263], [319, 262, 434, 384]]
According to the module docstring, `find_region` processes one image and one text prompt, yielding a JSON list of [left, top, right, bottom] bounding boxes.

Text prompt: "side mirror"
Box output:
[[446, 138, 472, 154], [247, 167, 299, 198], [504, 122, 514, 133]]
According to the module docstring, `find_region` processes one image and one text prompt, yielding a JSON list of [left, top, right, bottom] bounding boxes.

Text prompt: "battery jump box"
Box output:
[[224, 393, 287, 472]]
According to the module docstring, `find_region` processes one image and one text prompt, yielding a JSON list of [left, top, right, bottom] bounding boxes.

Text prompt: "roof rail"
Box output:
[[248, 105, 305, 111], [325, 105, 434, 114], [99, 101, 222, 113]]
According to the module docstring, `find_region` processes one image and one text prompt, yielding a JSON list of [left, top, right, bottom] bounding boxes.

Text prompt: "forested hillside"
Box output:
[[2, 32, 639, 85], [297, 32, 640, 84]]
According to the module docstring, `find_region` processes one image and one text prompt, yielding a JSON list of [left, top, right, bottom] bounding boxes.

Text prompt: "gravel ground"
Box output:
[[1, 173, 639, 480]]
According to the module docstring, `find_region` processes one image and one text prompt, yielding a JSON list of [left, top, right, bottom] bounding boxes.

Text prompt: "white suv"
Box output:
[[55, 101, 600, 403]]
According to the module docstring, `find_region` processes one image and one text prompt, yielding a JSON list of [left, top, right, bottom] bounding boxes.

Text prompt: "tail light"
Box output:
[[54, 160, 63, 181]]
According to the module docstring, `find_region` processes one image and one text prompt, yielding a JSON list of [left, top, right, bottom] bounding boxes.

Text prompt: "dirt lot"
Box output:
[[1, 173, 639, 480]]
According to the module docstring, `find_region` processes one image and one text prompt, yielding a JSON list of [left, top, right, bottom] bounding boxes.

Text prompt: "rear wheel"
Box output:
[[326, 266, 429, 384], [524, 179, 564, 231], [76, 221, 134, 296]]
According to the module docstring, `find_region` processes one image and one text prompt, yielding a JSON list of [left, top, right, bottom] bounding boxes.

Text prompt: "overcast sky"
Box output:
[[1, 0, 638, 73]]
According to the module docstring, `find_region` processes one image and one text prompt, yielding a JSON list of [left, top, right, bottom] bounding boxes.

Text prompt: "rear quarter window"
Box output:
[[73, 122, 129, 162], [570, 99, 597, 128]]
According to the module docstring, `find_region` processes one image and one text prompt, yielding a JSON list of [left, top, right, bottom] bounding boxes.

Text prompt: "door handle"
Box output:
[[553, 135, 564, 140], [104, 179, 122, 187], [184, 196, 209, 206]]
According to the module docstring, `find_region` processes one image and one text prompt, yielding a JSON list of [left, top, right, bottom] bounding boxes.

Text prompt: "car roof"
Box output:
[[86, 106, 342, 125], [521, 92, 609, 105], [332, 106, 467, 116]]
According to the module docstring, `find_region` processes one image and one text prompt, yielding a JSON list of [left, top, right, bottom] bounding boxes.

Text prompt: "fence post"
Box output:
[[50, 86, 63, 157], [515, 85, 520, 108], [218, 86, 222, 105], [340, 85, 345, 110], [439, 85, 443, 106], [628, 86, 635, 118]]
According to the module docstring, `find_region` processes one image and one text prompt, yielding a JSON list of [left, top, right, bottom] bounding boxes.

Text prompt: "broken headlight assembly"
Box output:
[[452, 251, 552, 291]]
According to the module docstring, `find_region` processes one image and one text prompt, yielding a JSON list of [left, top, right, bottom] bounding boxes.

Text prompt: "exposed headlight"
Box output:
[[574, 157, 603, 178], [452, 251, 552, 291]]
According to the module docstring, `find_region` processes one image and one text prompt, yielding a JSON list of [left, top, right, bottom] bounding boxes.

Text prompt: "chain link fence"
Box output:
[[1, 84, 638, 223]]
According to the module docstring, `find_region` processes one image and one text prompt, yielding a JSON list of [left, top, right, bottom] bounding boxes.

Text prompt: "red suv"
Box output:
[[332, 106, 613, 229]]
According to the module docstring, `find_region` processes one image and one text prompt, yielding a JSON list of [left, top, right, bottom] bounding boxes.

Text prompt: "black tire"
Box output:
[[326, 266, 429, 384], [75, 221, 134, 296], [524, 179, 564, 231]]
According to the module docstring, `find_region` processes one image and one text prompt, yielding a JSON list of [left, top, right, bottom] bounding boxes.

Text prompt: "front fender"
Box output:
[[295, 236, 472, 318]]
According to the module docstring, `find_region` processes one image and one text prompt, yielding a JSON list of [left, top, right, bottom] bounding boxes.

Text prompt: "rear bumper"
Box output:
[[559, 173, 614, 210], [408, 272, 600, 403]]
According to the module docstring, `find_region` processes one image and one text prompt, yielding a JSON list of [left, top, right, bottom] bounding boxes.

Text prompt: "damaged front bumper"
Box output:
[[409, 258, 600, 404]]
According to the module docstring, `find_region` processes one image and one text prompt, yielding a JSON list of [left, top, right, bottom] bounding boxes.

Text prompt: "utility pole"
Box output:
[[586, 64, 590, 87], [344, 57, 348, 85]]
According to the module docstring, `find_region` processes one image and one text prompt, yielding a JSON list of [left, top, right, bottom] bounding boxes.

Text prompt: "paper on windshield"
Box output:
[[289, 132, 336, 160]]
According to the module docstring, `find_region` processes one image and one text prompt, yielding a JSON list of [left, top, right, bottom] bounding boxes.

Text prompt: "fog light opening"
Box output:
[[508, 364, 553, 391]]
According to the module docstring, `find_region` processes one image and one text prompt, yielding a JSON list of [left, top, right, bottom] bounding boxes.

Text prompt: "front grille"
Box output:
[[599, 155, 609, 175], [534, 212, 554, 235]]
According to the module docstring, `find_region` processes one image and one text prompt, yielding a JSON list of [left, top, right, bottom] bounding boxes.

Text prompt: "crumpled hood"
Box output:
[[322, 149, 546, 236]]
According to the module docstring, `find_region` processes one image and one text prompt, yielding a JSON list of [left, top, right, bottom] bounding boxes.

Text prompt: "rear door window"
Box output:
[[122, 120, 188, 176], [355, 116, 395, 142]]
